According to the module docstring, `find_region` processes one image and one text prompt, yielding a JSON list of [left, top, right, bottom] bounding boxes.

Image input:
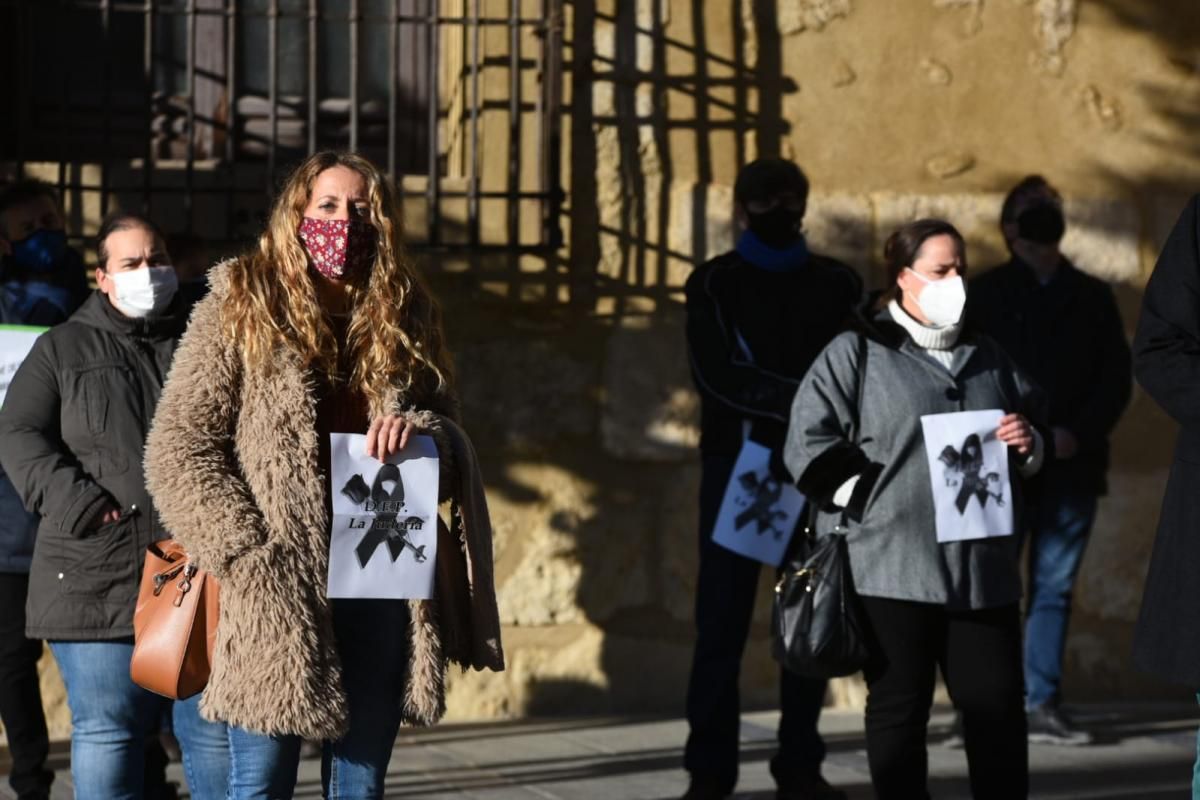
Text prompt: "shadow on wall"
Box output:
[[435, 0, 805, 718], [1087, 0, 1200, 201], [445, 0, 1200, 718]]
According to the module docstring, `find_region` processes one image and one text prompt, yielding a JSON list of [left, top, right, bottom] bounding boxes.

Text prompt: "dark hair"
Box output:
[[734, 157, 810, 210], [96, 212, 165, 271], [1000, 174, 1062, 226], [878, 218, 966, 308], [0, 180, 61, 221]]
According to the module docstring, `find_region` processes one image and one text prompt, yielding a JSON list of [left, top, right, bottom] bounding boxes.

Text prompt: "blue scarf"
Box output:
[[735, 230, 810, 272]]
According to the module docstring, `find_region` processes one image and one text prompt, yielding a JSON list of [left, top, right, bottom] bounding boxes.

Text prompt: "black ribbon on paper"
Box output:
[[733, 471, 788, 540], [938, 434, 1005, 515], [348, 464, 427, 567]]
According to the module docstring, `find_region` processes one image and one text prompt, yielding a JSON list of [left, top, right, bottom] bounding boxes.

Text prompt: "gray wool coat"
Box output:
[[783, 313, 1048, 610]]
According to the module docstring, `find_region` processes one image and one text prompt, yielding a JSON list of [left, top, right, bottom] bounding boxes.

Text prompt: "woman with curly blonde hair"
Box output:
[[145, 151, 504, 799]]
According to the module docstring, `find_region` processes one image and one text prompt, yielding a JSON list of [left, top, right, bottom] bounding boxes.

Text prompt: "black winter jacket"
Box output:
[[967, 257, 1132, 495], [1130, 195, 1200, 686], [0, 291, 187, 639], [685, 250, 862, 458]]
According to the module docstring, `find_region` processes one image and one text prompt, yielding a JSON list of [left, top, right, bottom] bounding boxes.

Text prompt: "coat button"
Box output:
[[945, 387, 961, 402]]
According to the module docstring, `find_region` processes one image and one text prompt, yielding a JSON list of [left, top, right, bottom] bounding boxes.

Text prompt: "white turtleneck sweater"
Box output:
[[887, 299, 961, 370], [830, 300, 1044, 508]]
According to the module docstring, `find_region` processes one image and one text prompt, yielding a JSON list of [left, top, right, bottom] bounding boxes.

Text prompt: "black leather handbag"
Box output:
[[771, 513, 869, 678], [770, 333, 871, 679]]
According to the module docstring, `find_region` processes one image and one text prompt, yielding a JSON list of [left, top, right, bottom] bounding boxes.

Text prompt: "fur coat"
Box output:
[[144, 261, 503, 740]]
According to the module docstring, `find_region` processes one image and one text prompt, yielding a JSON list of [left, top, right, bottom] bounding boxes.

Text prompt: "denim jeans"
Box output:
[[1023, 478, 1098, 709], [226, 599, 411, 799], [49, 638, 230, 800]]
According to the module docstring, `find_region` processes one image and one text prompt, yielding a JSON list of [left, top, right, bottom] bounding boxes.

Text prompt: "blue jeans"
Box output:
[[226, 599, 411, 799], [50, 639, 230, 800], [1023, 480, 1098, 708]]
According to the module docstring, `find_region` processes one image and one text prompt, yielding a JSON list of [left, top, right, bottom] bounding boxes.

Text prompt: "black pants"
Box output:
[[0, 572, 53, 799], [860, 596, 1027, 800], [684, 456, 827, 794]]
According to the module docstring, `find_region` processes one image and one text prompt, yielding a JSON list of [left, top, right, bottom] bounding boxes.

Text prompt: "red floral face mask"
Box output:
[[297, 217, 377, 280]]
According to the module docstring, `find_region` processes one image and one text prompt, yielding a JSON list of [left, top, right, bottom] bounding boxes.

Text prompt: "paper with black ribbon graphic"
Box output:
[[711, 439, 806, 566], [327, 433, 439, 599], [919, 409, 1013, 543]]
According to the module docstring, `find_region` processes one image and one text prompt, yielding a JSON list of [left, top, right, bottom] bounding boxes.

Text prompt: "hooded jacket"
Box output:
[[0, 301, 62, 573], [143, 261, 504, 740], [0, 290, 187, 637]]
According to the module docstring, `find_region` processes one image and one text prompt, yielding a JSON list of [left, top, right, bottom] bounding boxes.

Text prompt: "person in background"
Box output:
[[1128, 195, 1200, 799], [785, 218, 1047, 800], [0, 187, 66, 800], [0, 213, 230, 800], [0, 180, 90, 323], [681, 157, 861, 800], [165, 232, 212, 306], [968, 175, 1132, 746]]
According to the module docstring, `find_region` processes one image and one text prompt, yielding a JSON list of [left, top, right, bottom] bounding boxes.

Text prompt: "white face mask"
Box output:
[[906, 269, 966, 327], [109, 266, 179, 318]]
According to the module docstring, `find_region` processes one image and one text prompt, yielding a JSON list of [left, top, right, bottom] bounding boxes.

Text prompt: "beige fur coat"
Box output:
[[144, 262, 503, 740]]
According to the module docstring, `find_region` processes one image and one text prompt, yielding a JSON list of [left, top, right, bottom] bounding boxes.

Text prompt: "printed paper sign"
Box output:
[[919, 409, 1014, 543], [328, 433, 440, 599], [0, 325, 46, 407], [712, 439, 806, 566]]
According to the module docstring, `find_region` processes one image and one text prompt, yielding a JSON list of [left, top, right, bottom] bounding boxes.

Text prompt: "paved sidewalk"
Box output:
[[4, 704, 1197, 798]]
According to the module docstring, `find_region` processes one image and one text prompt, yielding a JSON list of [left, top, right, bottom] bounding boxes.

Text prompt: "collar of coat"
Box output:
[[72, 288, 189, 340], [850, 304, 984, 379]]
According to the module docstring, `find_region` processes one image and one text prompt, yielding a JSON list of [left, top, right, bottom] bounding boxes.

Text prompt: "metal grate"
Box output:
[[0, 0, 564, 252]]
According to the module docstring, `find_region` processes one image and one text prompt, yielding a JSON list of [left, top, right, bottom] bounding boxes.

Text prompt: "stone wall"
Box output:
[[441, 0, 1200, 719], [6, 0, 1200, 749]]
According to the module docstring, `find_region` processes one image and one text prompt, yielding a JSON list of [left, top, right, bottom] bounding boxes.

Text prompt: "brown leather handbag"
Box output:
[[129, 540, 220, 700]]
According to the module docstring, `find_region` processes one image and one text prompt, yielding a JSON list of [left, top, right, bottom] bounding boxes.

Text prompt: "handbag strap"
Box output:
[[850, 331, 868, 446]]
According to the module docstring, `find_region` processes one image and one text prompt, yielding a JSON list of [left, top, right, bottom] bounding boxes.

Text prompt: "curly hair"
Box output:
[[221, 151, 452, 414]]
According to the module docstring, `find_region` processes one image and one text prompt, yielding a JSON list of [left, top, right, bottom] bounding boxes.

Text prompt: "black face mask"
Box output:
[[747, 206, 803, 249], [1016, 203, 1066, 245]]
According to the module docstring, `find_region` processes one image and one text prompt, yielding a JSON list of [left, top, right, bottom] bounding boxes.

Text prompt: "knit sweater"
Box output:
[[887, 299, 962, 370]]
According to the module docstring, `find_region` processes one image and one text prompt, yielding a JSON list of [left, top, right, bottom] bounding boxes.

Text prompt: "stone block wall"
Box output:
[[440, 0, 1200, 719]]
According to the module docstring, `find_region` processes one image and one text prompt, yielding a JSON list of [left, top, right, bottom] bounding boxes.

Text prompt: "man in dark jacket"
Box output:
[[681, 158, 861, 800], [967, 175, 1132, 746], [0, 213, 229, 799]]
